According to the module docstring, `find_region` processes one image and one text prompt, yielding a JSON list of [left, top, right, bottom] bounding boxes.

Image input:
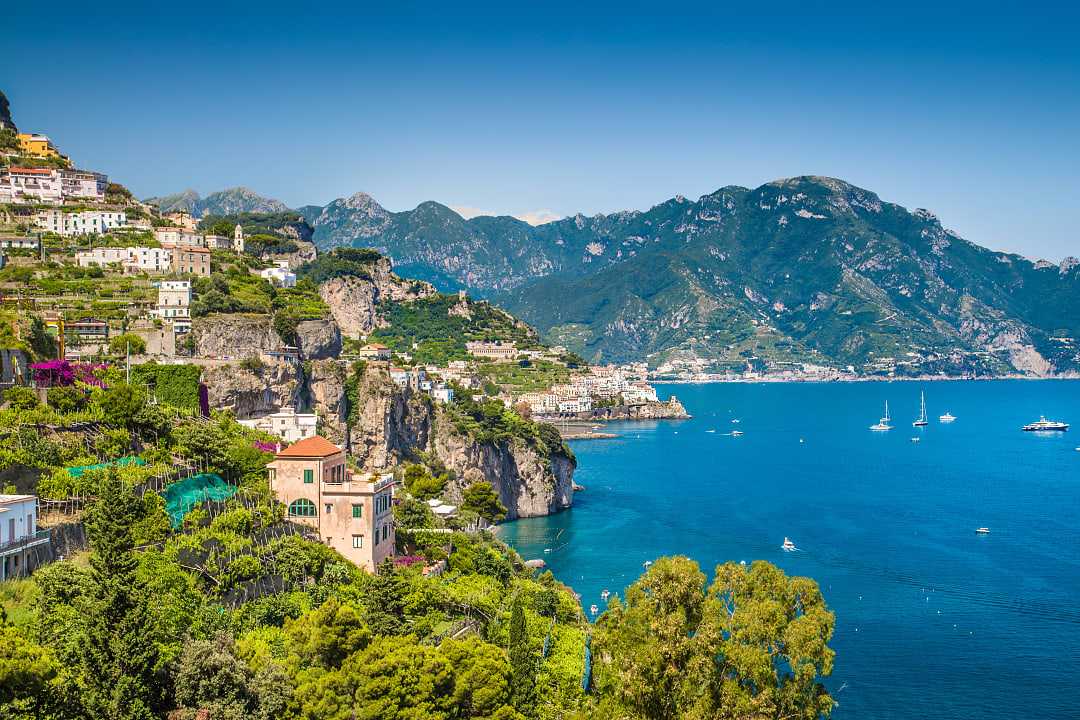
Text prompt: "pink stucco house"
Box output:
[[267, 435, 395, 572]]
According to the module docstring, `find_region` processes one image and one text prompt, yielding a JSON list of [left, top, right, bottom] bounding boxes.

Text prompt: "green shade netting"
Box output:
[[68, 456, 146, 477], [163, 472, 236, 528]]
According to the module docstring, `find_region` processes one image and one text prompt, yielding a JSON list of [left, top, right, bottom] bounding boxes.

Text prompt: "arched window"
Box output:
[[288, 498, 317, 517]]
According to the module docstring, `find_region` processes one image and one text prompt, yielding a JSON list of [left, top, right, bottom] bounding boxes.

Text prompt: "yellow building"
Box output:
[[17, 133, 61, 158]]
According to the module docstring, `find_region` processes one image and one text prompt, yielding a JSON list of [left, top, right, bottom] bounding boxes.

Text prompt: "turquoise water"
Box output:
[[499, 381, 1080, 719]]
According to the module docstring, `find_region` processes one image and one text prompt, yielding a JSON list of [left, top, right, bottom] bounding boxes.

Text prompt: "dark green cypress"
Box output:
[[81, 469, 162, 720], [508, 598, 535, 712]]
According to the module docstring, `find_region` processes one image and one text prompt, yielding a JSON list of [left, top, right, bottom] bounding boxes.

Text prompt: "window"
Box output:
[[303, 469, 313, 484], [373, 526, 380, 546], [352, 504, 362, 519], [287, 499, 317, 517], [352, 535, 363, 549], [324, 504, 333, 514], [383, 524, 389, 540]]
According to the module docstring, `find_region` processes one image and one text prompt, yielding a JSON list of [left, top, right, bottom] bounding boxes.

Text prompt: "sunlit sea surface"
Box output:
[[499, 381, 1080, 720]]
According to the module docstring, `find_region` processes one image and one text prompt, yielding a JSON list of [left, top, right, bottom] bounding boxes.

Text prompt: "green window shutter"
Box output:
[[352, 504, 362, 518], [304, 469, 313, 483]]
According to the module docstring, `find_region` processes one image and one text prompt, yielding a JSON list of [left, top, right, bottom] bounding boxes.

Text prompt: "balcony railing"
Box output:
[[0, 528, 51, 555]]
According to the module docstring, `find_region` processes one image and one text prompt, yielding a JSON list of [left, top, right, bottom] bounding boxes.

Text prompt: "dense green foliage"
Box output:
[[369, 294, 539, 366], [296, 247, 383, 284], [130, 364, 202, 410], [446, 390, 573, 465], [592, 556, 836, 719]]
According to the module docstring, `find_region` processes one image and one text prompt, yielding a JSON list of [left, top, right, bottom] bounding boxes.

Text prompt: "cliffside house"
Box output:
[[357, 343, 391, 361], [16, 133, 62, 159], [163, 244, 211, 276], [164, 210, 198, 231], [154, 227, 202, 247], [267, 436, 395, 572], [259, 261, 296, 288], [0, 494, 49, 580], [239, 406, 317, 443], [153, 280, 192, 332]]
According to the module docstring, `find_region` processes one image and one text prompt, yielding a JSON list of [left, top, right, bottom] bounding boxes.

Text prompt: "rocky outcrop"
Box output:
[[319, 257, 436, 338], [343, 363, 573, 519], [294, 319, 341, 359], [202, 358, 300, 417], [191, 314, 281, 358], [266, 240, 317, 269], [306, 359, 348, 443], [434, 414, 575, 520], [569, 396, 691, 422]]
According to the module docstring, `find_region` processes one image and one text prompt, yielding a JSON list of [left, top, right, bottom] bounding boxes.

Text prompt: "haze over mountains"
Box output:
[[147, 178, 1080, 376]]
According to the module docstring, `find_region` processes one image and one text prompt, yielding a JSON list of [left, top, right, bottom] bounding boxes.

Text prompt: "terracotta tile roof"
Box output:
[[276, 435, 342, 458]]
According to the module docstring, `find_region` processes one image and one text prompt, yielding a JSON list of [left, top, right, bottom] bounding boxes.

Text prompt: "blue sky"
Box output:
[[6, 1, 1079, 259]]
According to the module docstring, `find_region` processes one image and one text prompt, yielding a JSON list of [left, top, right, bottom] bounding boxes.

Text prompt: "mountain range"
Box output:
[[145, 187, 290, 217], [144, 178, 1080, 375]]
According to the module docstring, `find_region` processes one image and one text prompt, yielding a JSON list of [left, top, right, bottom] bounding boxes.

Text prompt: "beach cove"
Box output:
[[500, 380, 1080, 720]]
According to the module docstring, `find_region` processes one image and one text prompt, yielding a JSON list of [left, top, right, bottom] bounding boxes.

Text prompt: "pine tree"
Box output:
[[508, 598, 535, 712], [81, 469, 162, 720]]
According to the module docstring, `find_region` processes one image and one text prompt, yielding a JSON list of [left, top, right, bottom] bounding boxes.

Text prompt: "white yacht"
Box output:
[[939, 412, 956, 423], [1022, 416, 1069, 432], [975, 527, 990, 535], [913, 392, 928, 427], [870, 401, 892, 431], [782, 537, 797, 552]]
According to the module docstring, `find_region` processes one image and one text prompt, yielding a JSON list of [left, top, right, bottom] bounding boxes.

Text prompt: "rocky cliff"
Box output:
[[582, 396, 691, 421], [343, 363, 574, 519], [192, 314, 281, 358], [202, 358, 300, 417], [318, 257, 436, 338], [294, 319, 342, 359]]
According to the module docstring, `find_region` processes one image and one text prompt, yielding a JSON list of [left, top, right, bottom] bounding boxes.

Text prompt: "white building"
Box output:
[[59, 169, 107, 201], [238, 406, 318, 444], [0, 167, 107, 204], [0, 167, 61, 203], [0, 494, 48, 580], [36, 209, 127, 236], [620, 382, 659, 405], [557, 396, 593, 413], [520, 391, 559, 415], [259, 261, 296, 288], [154, 280, 192, 332], [204, 234, 232, 250], [465, 340, 518, 361], [75, 245, 174, 273], [431, 385, 455, 404]]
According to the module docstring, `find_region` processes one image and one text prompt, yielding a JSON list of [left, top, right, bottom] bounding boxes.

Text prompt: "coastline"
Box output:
[[650, 373, 1080, 385]]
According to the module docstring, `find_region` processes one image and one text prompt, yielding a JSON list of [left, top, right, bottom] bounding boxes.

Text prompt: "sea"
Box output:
[[499, 380, 1080, 720]]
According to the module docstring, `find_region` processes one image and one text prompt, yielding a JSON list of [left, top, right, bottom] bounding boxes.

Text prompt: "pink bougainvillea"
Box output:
[[31, 360, 108, 388], [253, 440, 277, 453]]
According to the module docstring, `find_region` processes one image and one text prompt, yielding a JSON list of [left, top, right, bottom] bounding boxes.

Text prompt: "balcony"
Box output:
[[0, 529, 51, 556]]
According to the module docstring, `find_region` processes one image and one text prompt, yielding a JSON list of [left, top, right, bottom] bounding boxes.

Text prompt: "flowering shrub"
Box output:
[[30, 360, 108, 388]]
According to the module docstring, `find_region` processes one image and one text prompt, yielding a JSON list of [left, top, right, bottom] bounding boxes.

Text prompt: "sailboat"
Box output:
[[913, 392, 929, 427], [870, 401, 892, 431]]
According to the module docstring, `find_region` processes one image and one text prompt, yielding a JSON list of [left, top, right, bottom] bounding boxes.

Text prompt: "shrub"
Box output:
[[4, 386, 39, 410]]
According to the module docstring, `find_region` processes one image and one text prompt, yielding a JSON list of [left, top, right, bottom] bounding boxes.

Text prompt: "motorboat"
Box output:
[[939, 412, 956, 423], [1021, 416, 1069, 432], [590, 604, 599, 615], [975, 527, 990, 534], [913, 392, 929, 427], [782, 537, 797, 552], [731, 430, 744, 437], [870, 401, 892, 431]]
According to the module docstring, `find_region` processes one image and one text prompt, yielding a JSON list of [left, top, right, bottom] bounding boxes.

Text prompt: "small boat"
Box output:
[[590, 604, 599, 615], [731, 430, 744, 437], [1022, 416, 1069, 432], [782, 537, 797, 552], [975, 527, 990, 534], [913, 392, 929, 427], [705, 429, 716, 433], [939, 412, 956, 423], [643, 560, 652, 569], [870, 401, 892, 431], [732, 418, 741, 424], [910, 437, 920, 443], [600, 589, 610, 601]]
